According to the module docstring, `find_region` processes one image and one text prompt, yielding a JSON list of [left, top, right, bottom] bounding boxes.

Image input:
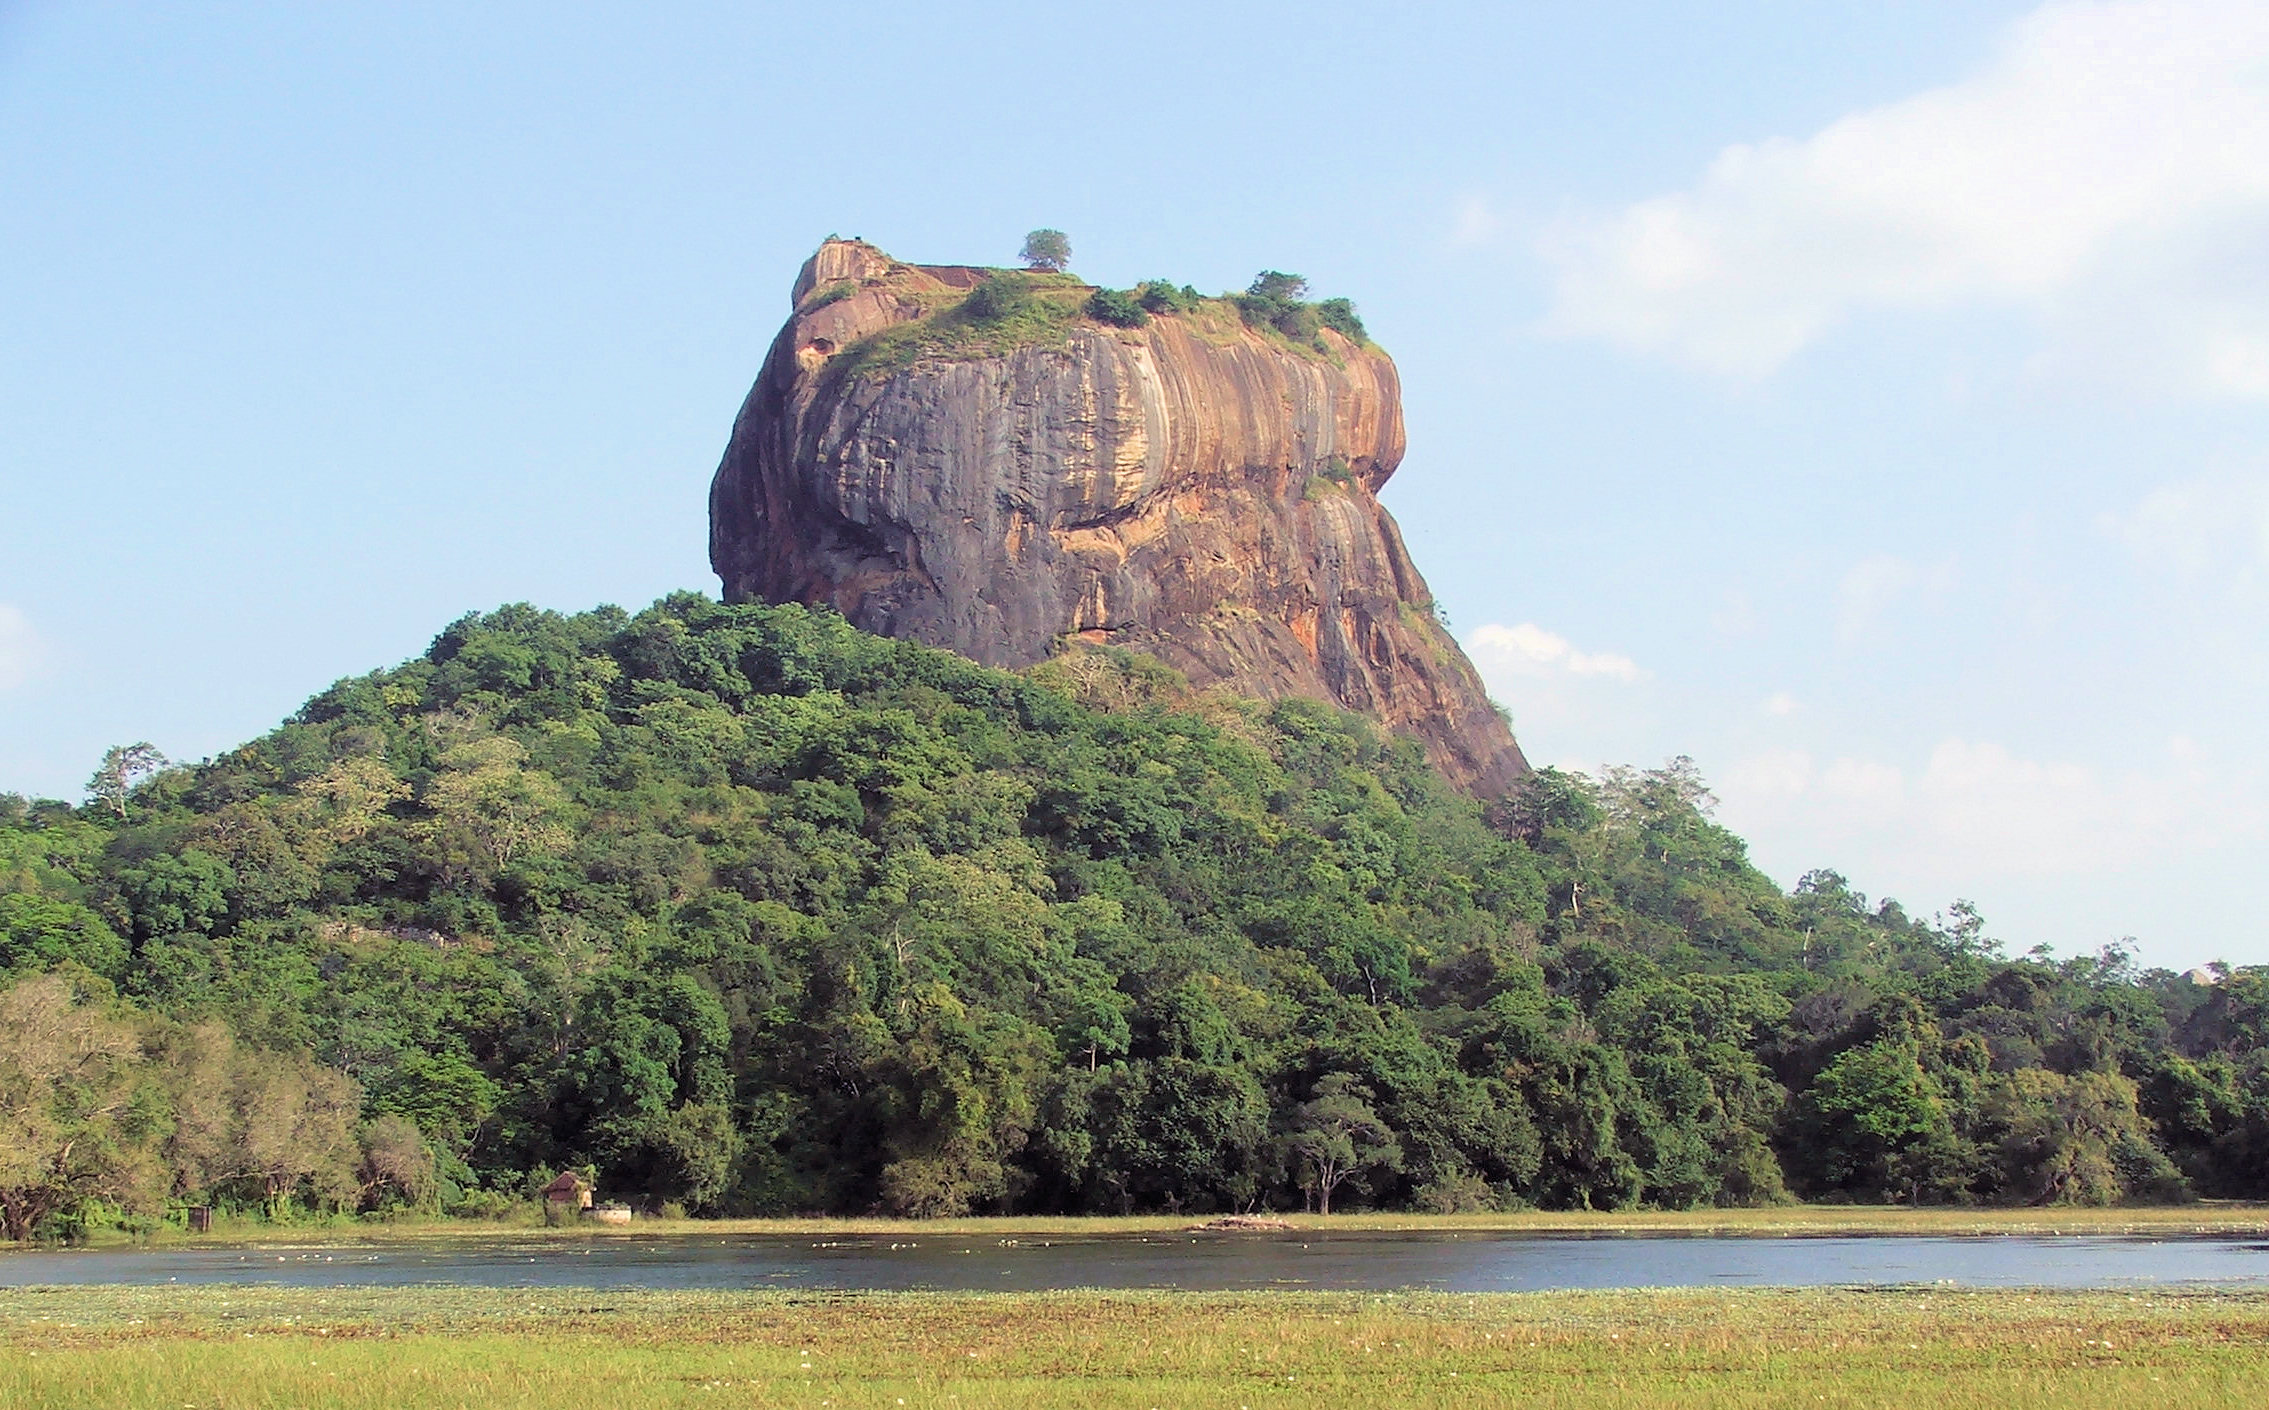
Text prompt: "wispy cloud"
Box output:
[[1709, 588, 1762, 639], [1720, 734, 2257, 877], [1538, 0, 2269, 395], [1465, 622, 1655, 772], [1447, 194, 1504, 249], [2099, 469, 2269, 587], [1467, 622, 1645, 682], [0, 606, 40, 692], [1835, 554, 1956, 647]]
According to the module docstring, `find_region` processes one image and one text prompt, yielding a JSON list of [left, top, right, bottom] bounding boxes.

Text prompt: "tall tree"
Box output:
[[85, 743, 167, 819], [1285, 1073, 1401, 1215], [1019, 229, 1071, 272], [0, 974, 158, 1239]]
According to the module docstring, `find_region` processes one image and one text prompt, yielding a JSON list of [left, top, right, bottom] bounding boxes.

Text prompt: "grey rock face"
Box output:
[[710, 240, 1529, 795]]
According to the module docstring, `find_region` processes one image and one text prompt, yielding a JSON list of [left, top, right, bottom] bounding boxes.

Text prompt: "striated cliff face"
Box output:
[[709, 239, 1528, 794]]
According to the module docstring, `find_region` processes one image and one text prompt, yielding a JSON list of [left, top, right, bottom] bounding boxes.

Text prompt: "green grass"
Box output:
[[3, 1283, 2265, 1408]]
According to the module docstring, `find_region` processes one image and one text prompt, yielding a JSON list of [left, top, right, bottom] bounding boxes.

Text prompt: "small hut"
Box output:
[[542, 1172, 593, 1222]]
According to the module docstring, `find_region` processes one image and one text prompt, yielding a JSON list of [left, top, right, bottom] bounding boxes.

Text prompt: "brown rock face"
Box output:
[[709, 240, 1528, 794]]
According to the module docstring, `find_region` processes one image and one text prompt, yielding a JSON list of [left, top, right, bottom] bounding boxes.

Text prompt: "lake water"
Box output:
[[4, 1231, 2265, 1292]]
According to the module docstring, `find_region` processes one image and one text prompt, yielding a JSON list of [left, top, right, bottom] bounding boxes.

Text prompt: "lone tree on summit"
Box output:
[[1246, 270, 1308, 302], [1019, 229, 1071, 272]]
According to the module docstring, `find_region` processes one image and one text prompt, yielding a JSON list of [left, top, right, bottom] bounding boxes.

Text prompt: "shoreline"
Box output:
[[12, 1201, 2269, 1254]]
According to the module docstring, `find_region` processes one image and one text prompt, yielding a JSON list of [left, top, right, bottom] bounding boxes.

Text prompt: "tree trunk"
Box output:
[[1, 1188, 53, 1243]]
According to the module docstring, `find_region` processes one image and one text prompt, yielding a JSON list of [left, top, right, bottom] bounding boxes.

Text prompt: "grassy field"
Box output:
[[57, 1200, 2269, 1250], [3, 1283, 2266, 1409]]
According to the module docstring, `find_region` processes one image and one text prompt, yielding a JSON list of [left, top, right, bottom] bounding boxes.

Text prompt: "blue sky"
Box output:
[[3, 1, 2262, 968]]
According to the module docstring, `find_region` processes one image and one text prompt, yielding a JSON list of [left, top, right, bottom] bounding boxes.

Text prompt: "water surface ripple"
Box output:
[[4, 1231, 2264, 1292]]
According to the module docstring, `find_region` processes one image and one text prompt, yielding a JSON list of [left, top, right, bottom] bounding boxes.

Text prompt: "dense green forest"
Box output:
[[3, 594, 2264, 1237]]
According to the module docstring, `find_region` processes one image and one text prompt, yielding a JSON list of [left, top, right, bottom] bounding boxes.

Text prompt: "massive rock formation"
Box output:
[[709, 240, 1528, 794]]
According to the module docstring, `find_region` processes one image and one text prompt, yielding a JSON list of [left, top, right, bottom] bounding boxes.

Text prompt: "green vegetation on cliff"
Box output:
[[3, 595, 2265, 1233], [1236, 269, 1370, 347], [824, 264, 1367, 386], [821, 270, 1090, 385]]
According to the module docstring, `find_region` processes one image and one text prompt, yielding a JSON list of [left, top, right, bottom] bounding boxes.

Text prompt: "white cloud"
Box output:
[[1448, 195, 1503, 249], [1467, 622, 1645, 682], [0, 606, 40, 692], [1709, 588, 1761, 639], [1539, 0, 2269, 394], [1823, 755, 1908, 811], [1723, 747, 1814, 803], [1718, 734, 2254, 878], [1914, 739, 2124, 869], [2100, 470, 2269, 583], [1835, 554, 1956, 646], [1466, 622, 1656, 773], [1764, 691, 1799, 717]]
